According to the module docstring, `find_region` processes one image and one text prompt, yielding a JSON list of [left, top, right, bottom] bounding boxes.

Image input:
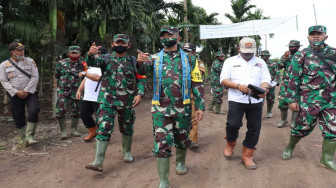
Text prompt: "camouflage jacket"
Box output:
[[210, 59, 224, 87], [278, 54, 295, 84], [137, 50, 205, 117], [266, 60, 281, 84], [286, 44, 336, 104], [55, 58, 84, 98], [86, 52, 146, 107]]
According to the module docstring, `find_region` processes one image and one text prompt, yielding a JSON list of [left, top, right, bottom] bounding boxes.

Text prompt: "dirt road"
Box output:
[[1, 83, 336, 188]]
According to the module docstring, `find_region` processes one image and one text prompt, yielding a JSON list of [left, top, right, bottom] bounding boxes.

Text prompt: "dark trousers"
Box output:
[[226, 101, 263, 149], [9, 93, 40, 129], [80, 100, 99, 128]]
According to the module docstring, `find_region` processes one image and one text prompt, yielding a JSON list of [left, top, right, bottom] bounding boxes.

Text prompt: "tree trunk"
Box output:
[[49, 0, 57, 118], [183, 0, 188, 43], [1, 0, 10, 43], [99, 11, 106, 40]]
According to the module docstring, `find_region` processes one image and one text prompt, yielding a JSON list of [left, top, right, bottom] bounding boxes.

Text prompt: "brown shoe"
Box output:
[[83, 126, 97, 142], [241, 146, 257, 170], [223, 139, 236, 159]]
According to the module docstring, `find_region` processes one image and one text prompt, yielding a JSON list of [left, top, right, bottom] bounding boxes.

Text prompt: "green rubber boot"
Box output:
[[58, 118, 68, 140], [18, 126, 26, 141], [320, 139, 336, 171], [214, 103, 225, 114], [85, 140, 108, 172], [176, 148, 188, 175], [71, 118, 81, 137], [156, 158, 170, 188], [266, 103, 273, 118], [207, 100, 215, 111], [122, 134, 134, 163], [26, 122, 38, 146], [277, 109, 288, 128], [281, 135, 301, 160], [291, 111, 299, 128]]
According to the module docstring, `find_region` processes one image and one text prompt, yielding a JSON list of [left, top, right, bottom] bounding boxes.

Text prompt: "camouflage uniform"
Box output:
[[137, 50, 205, 158], [85, 39, 146, 141], [55, 52, 84, 119], [210, 52, 225, 104], [286, 45, 336, 139], [260, 50, 280, 106], [282, 25, 336, 171], [278, 40, 301, 110]]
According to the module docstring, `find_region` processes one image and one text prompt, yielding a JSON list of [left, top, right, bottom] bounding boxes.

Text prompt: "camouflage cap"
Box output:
[[287, 40, 302, 47], [160, 26, 179, 36], [308, 25, 327, 34], [69, 46, 81, 53], [113, 34, 130, 43], [183, 43, 196, 52], [216, 51, 224, 57], [260, 50, 271, 56], [8, 42, 25, 52]]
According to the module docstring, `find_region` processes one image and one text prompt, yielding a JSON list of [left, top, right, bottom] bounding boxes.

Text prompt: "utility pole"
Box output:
[[313, 4, 318, 25], [183, 0, 188, 43]]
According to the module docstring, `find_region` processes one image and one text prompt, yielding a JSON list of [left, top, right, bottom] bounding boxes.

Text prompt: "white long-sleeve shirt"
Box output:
[[220, 54, 271, 104]]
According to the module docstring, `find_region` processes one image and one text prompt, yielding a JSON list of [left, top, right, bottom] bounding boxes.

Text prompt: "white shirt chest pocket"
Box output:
[[231, 65, 243, 78], [251, 66, 262, 79], [5, 67, 17, 79]]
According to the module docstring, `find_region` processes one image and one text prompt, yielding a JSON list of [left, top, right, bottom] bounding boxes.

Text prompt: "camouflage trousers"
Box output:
[[278, 82, 289, 110], [152, 113, 192, 158], [56, 93, 81, 119], [291, 101, 336, 141], [96, 103, 135, 141], [211, 85, 224, 104], [189, 98, 198, 143], [266, 87, 275, 105]]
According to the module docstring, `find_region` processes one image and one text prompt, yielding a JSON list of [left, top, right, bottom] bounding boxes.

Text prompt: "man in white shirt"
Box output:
[[220, 37, 271, 170], [76, 66, 102, 142]]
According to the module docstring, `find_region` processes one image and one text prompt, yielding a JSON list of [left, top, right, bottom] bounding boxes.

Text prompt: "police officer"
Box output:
[[277, 40, 302, 128], [137, 26, 205, 188], [209, 51, 226, 114], [0, 42, 40, 146], [55, 46, 85, 139], [84, 34, 146, 172], [281, 25, 336, 172], [182, 42, 205, 149], [260, 50, 280, 118]]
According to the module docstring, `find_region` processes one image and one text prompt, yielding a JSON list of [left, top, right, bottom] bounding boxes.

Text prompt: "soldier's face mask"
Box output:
[[261, 55, 269, 62], [113, 45, 128, 54], [289, 47, 299, 54], [240, 53, 254, 60], [160, 38, 178, 48], [11, 50, 24, 61]]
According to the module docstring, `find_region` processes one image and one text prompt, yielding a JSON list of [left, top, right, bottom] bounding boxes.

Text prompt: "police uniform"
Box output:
[[281, 25, 336, 172], [0, 42, 40, 145]]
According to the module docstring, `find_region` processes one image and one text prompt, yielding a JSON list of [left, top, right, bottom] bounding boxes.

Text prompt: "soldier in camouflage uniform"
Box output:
[[84, 34, 146, 172], [281, 25, 336, 172], [55, 46, 85, 140], [277, 40, 302, 128], [260, 50, 280, 118], [182, 43, 205, 149], [0, 42, 40, 146], [209, 51, 225, 114], [137, 26, 205, 188]]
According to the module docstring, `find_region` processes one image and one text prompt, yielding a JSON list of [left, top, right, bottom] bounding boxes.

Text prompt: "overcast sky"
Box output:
[[166, 0, 336, 58]]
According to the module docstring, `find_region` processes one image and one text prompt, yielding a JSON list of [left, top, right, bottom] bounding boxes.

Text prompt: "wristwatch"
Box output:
[[82, 71, 86, 77]]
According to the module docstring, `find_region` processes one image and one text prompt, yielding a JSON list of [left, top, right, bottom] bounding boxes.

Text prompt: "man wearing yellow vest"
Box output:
[[183, 43, 205, 149]]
